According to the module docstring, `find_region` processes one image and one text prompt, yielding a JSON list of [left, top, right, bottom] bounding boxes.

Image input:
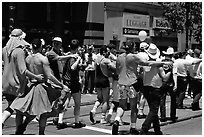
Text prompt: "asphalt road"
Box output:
[[2, 96, 202, 135]]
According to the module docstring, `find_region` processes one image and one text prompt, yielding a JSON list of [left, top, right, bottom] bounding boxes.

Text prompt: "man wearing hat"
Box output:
[[46, 37, 77, 128], [135, 42, 149, 119], [112, 41, 172, 135], [159, 47, 178, 122], [139, 43, 174, 135], [2, 29, 44, 130]]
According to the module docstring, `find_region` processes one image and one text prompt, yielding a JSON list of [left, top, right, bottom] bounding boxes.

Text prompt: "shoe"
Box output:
[[130, 128, 139, 135], [72, 121, 86, 128], [106, 114, 112, 123], [155, 131, 163, 135], [53, 118, 59, 125], [15, 124, 26, 135], [160, 117, 167, 122], [170, 116, 178, 122], [57, 122, 69, 130], [100, 118, 107, 124], [137, 114, 147, 119], [112, 120, 119, 135], [139, 129, 147, 135], [90, 111, 95, 123]]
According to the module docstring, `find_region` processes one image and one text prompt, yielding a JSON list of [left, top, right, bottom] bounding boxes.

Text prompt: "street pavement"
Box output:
[[2, 93, 202, 135]]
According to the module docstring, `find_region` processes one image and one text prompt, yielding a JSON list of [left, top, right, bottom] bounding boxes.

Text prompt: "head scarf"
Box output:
[[5, 29, 30, 61]]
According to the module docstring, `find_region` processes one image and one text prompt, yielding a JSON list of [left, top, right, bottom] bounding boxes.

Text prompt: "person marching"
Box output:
[[10, 38, 69, 135], [90, 45, 115, 124], [159, 47, 178, 122], [62, 39, 86, 128], [139, 43, 173, 135], [2, 29, 43, 129]]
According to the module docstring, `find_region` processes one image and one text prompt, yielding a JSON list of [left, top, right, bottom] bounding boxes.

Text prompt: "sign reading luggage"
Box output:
[[123, 13, 150, 36]]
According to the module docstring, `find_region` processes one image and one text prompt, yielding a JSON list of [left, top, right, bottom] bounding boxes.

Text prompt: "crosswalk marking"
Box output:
[[10, 115, 112, 134]]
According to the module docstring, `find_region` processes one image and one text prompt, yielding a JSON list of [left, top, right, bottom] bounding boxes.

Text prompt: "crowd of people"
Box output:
[[2, 28, 202, 135]]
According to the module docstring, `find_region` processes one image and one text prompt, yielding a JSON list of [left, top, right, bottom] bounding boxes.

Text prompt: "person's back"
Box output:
[[117, 53, 138, 86], [26, 53, 46, 80], [2, 47, 27, 96]]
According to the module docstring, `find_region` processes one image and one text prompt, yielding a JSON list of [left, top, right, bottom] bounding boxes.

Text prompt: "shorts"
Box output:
[[118, 84, 138, 99], [4, 94, 16, 103]]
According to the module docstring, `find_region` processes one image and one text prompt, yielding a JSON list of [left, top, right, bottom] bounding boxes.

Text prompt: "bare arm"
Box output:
[[192, 58, 202, 65], [135, 54, 165, 67], [55, 54, 77, 61], [42, 57, 64, 88], [71, 55, 81, 70]]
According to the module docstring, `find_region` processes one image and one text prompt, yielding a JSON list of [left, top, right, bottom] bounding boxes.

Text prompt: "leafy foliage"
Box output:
[[159, 2, 202, 44]]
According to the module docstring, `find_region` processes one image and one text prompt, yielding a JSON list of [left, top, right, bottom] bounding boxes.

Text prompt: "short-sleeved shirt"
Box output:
[[2, 47, 28, 97], [173, 58, 192, 77], [143, 66, 163, 88], [62, 57, 80, 93], [46, 49, 63, 81]]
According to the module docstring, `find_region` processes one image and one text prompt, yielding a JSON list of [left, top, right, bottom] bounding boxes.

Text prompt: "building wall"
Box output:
[[104, 2, 178, 51], [84, 2, 104, 47]]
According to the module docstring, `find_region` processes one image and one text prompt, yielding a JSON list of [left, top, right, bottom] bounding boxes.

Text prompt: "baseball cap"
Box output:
[[52, 37, 62, 43]]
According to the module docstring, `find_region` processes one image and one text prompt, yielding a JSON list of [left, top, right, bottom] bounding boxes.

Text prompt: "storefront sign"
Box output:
[[123, 13, 150, 30], [123, 28, 149, 36], [123, 13, 149, 35], [153, 17, 170, 29]]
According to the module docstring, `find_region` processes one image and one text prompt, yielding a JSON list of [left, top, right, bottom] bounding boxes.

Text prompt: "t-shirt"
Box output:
[[62, 57, 80, 92], [143, 66, 163, 88], [173, 58, 192, 77], [46, 49, 63, 81]]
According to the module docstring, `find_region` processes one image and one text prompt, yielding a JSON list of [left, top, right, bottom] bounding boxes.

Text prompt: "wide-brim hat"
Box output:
[[145, 43, 160, 59], [9, 29, 24, 37], [162, 47, 174, 55]]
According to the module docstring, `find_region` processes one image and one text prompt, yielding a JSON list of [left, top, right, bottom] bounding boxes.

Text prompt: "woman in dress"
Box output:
[[10, 38, 69, 135]]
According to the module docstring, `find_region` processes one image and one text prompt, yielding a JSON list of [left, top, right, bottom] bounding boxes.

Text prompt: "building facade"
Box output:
[[3, 2, 195, 52]]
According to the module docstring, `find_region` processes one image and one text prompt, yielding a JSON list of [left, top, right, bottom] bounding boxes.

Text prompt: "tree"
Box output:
[[159, 2, 202, 48]]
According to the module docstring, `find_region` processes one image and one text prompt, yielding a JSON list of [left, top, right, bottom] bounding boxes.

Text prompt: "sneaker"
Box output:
[[155, 131, 163, 135], [57, 122, 69, 130], [137, 114, 147, 119], [106, 114, 112, 123], [72, 121, 86, 128], [112, 120, 119, 135], [90, 111, 95, 123], [130, 128, 139, 135], [100, 118, 107, 124]]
